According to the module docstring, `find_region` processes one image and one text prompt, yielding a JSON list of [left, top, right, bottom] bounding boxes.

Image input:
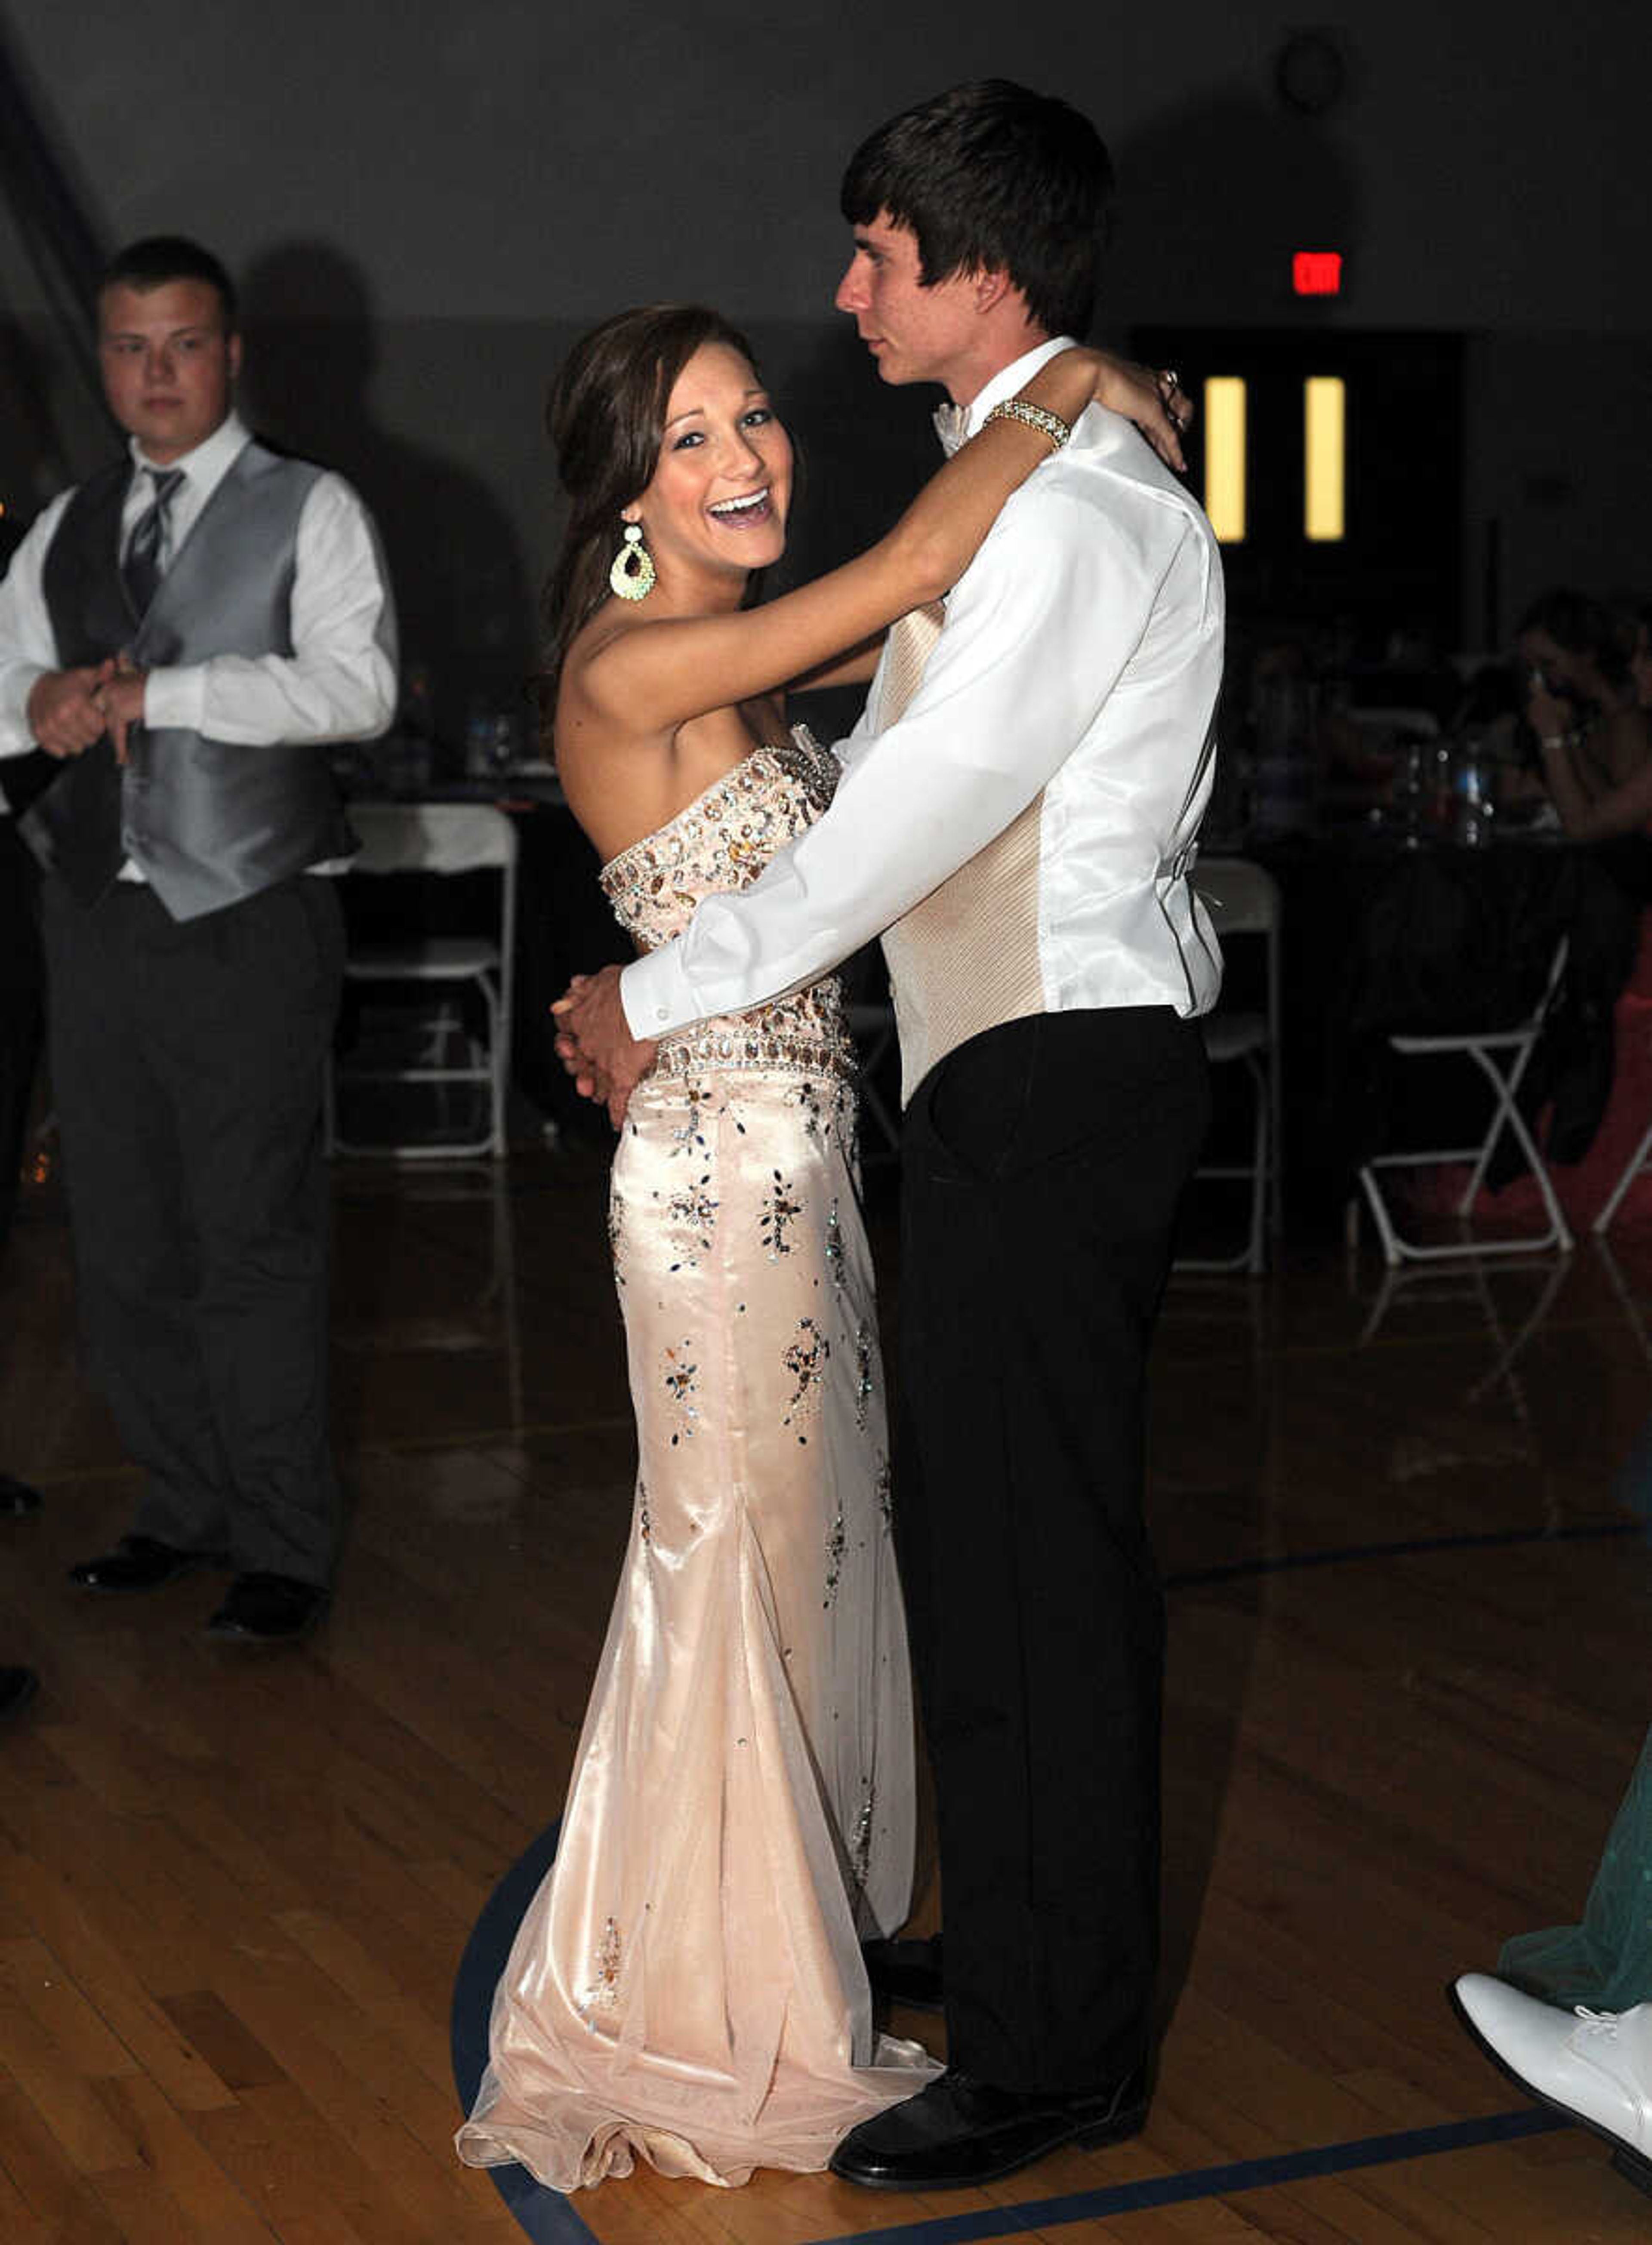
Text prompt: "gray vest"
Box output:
[[28, 439, 354, 921]]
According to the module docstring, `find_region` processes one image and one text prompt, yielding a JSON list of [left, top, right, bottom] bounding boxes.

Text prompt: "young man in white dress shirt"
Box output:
[[0, 236, 396, 1642], [555, 82, 1224, 2186]]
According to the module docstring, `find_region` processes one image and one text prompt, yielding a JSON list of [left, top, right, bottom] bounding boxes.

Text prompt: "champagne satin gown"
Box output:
[[456, 734, 935, 2189]]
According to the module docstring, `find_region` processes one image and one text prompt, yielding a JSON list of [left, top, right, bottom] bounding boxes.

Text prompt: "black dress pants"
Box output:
[[43, 876, 344, 1584], [896, 1007, 1208, 2093]]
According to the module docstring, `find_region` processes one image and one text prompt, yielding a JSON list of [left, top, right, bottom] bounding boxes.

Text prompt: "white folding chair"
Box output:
[[1357, 937, 1574, 1264], [325, 803, 518, 1160], [1595, 1114, 1652, 1234], [1177, 856, 1282, 1275], [1590, 905, 1652, 1234]]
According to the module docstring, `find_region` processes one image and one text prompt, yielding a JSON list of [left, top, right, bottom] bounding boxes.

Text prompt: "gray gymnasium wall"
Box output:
[[1, 0, 1647, 719]]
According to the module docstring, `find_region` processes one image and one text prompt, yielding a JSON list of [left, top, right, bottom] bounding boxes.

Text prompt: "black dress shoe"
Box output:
[[863, 1933, 944, 2012], [206, 1572, 327, 1643], [68, 1534, 215, 1593], [0, 1667, 38, 1722], [829, 2062, 1149, 2190], [0, 1475, 42, 1516]]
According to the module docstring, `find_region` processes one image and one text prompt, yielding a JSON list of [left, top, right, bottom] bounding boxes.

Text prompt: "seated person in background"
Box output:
[[1519, 588, 1652, 841]]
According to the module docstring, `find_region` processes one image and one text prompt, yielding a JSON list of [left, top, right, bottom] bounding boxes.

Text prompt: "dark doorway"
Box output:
[[1134, 327, 1465, 651]]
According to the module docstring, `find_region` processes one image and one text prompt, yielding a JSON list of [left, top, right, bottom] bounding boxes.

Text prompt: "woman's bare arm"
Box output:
[[1091, 351, 1191, 469], [1539, 726, 1652, 841], [788, 633, 886, 694], [778, 357, 1186, 699], [573, 346, 1110, 738]]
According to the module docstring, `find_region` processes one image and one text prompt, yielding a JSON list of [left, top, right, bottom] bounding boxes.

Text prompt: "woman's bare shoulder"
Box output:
[[553, 637, 682, 862], [1593, 704, 1652, 787], [557, 617, 672, 758], [1601, 702, 1652, 751]]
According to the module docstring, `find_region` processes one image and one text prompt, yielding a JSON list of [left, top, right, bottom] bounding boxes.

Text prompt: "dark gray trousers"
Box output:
[[43, 875, 343, 1584], [0, 820, 42, 1258]]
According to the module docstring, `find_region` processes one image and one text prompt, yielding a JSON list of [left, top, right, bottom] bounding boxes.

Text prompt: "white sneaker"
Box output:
[[1454, 1972, 1652, 2194]]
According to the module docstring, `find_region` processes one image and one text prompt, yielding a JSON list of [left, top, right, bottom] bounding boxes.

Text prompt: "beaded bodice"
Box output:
[[599, 729, 855, 1084]]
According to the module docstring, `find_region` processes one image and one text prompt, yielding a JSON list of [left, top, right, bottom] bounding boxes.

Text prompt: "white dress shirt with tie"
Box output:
[[619, 337, 1226, 1058], [0, 410, 395, 776]]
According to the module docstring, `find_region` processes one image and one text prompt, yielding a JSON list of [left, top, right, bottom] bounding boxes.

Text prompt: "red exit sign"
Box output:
[[1294, 251, 1343, 296]]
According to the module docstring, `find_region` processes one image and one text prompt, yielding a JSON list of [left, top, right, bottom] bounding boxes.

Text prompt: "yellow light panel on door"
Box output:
[[1203, 378, 1246, 544], [1304, 376, 1346, 541]]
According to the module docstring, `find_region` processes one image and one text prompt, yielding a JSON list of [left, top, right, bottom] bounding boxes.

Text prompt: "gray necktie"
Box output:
[[122, 466, 185, 616]]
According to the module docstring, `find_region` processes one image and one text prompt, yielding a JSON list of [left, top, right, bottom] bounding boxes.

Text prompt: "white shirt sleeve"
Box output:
[[142, 473, 398, 744], [0, 493, 74, 760], [620, 478, 1166, 1037]]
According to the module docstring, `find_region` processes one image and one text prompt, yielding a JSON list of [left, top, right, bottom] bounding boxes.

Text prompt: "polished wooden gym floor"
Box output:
[[2, 1134, 1649, 2243]]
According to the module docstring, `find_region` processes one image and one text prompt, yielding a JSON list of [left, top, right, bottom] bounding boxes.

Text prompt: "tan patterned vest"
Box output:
[[876, 604, 1048, 1105]]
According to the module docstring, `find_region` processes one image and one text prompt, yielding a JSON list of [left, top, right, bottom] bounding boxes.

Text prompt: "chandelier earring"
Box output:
[[609, 520, 656, 601]]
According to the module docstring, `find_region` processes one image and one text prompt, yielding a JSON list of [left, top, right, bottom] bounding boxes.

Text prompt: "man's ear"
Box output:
[[971, 266, 1013, 314]]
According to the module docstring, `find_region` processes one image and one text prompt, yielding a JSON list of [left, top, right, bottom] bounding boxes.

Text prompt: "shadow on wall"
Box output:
[[1106, 84, 1362, 330], [0, 315, 74, 545], [763, 318, 936, 588], [238, 240, 536, 755]]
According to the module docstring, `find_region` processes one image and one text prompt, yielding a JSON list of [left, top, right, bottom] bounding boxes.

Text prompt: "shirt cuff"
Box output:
[[0, 665, 49, 756], [141, 665, 207, 734], [620, 945, 698, 1040]]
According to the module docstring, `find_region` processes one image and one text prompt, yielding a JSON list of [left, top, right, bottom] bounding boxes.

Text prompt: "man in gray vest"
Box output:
[[0, 236, 396, 1641]]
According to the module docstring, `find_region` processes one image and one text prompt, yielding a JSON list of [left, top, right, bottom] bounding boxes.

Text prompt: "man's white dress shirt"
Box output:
[[620, 338, 1225, 1051], [0, 410, 395, 779]]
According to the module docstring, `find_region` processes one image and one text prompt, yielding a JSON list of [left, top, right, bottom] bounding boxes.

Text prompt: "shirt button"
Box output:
[[654, 1008, 669, 1022]]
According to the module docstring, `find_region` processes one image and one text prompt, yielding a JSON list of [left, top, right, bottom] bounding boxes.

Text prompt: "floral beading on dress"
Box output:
[[600, 733, 858, 1088]]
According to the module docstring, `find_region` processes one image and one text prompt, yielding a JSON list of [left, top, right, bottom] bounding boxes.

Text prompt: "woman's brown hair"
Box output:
[[539, 304, 764, 721]]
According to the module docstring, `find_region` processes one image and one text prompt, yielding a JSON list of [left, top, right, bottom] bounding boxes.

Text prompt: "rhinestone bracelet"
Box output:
[[983, 398, 1071, 453]]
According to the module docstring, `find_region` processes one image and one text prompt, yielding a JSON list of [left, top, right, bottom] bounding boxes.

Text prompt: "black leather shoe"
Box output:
[[0, 1475, 42, 1516], [863, 1933, 944, 2012], [829, 2062, 1149, 2190], [206, 1572, 327, 1643], [68, 1535, 215, 1593], [0, 1667, 38, 1722]]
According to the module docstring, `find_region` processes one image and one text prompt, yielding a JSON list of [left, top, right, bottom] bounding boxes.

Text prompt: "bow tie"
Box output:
[[932, 401, 971, 457]]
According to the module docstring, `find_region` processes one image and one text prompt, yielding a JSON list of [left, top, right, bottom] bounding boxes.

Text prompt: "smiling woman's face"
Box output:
[[627, 343, 792, 594]]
